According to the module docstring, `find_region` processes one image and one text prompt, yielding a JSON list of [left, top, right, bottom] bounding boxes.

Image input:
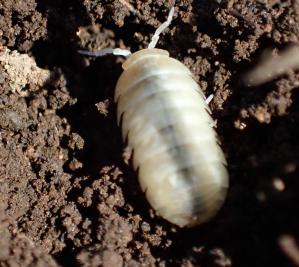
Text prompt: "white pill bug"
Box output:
[[79, 7, 229, 227]]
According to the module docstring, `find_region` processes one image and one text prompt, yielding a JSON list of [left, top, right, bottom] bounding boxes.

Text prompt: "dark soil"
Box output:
[[1, 0, 299, 266]]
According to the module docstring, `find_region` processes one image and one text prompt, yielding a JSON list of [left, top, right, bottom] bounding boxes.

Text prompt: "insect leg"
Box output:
[[205, 94, 214, 105]]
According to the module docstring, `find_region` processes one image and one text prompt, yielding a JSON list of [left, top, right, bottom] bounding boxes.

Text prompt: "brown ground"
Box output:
[[0, 0, 299, 266]]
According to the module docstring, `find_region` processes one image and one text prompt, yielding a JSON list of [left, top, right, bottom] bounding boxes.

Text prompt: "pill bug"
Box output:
[[79, 7, 229, 227]]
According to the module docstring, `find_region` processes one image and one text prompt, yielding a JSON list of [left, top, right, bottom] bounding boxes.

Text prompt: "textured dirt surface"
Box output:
[[0, 0, 299, 266]]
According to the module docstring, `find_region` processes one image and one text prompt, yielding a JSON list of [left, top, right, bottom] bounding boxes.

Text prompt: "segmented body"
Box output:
[[115, 48, 229, 227]]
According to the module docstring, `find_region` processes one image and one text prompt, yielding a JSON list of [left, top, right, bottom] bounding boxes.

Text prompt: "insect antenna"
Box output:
[[148, 6, 175, 49], [78, 48, 131, 58]]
